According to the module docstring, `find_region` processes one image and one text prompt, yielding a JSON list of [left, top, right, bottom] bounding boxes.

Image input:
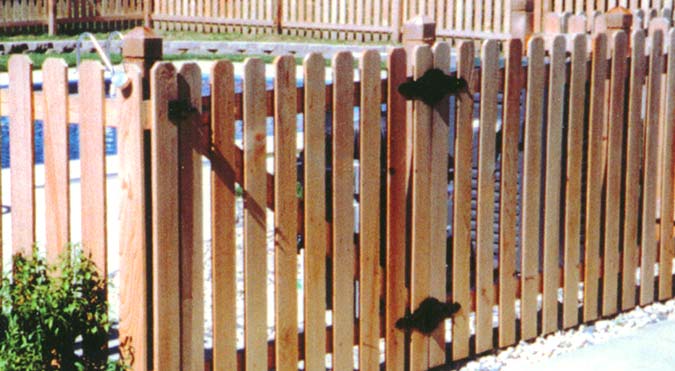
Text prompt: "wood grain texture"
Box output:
[[499, 38, 522, 347], [452, 41, 475, 361], [410, 45, 433, 371], [79, 61, 107, 273], [9, 54, 36, 254], [429, 41, 450, 368], [274, 55, 299, 371], [210, 60, 238, 371], [602, 31, 628, 317], [640, 30, 663, 306], [332, 51, 355, 371], [521, 36, 545, 341], [385, 47, 408, 371], [623, 30, 646, 311], [118, 66, 148, 371], [303, 52, 328, 371], [476, 39, 498, 354], [177, 63, 205, 371], [658, 29, 675, 301], [243, 58, 267, 371], [43, 58, 70, 262], [358, 49, 382, 371], [563, 34, 587, 329], [150, 62, 180, 371], [542, 35, 565, 335], [583, 34, 607, 322]]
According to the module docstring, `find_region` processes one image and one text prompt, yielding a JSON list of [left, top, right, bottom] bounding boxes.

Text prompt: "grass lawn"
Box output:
[[0, 28, 388, 71], [0, 28, 394, 45]]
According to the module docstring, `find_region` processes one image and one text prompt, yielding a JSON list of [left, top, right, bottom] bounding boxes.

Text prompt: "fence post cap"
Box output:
[[122, 26, 163, 60], [402, 15, 436, 42], [122, 26, 163, 99], [606, 6, 633, 29]]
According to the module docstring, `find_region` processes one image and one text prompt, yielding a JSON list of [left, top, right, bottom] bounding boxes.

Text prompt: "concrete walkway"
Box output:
[[507, 320, 675, 371]]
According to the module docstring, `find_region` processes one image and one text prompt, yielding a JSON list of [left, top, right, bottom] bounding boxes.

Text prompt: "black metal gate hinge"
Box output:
[[398, 68, 469, 106], [396, 297, 461, 335]]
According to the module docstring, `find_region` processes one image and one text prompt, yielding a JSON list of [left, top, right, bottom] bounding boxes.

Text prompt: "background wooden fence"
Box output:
[[4, 0, 675, 41], [0, 0, 145, 34], [2, 28, 675, 371]]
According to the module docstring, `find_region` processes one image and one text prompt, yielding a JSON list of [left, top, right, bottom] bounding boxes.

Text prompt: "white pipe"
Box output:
[[76, 32, 114, 73]]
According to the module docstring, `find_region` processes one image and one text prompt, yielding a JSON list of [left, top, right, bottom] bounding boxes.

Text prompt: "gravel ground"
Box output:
[[453, 298, 675, 371]]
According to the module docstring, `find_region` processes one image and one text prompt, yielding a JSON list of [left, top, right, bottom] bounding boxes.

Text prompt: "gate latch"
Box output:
[[396, 297, 461, 335], [398, 68, 469, 106]]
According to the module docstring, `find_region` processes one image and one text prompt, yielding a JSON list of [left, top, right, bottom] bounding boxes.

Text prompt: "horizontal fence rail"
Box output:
[[2, 28, 675, 371]]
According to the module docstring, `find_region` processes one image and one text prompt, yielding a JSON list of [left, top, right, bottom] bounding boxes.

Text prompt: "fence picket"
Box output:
[[542, 35, 565, 336], [474, 0, 482, 30], [452, 41, 474, 361], [210, 60, 238, 371], [563, 34, 587, 329], [583, 33, 608, 322], [150, 62, 181, 371], [623, 30, 647, 311], [498, 38, 522, 347], [242, 58, 267, 371], [521, 36, 545, 341], [274, 55, 299, 371], [176, 63, 205, 371], [79, 60, 108, 276], [476, 39, 498, 353], [118, 66, 148, 371], [303, 52, 328, 371], [429, 41, 450, 367], [385, 47, 408, 371], [331, 51, 356, 371], [43, 58, 70, 262], [640, 30, 663, 306], [8, 55, 36, 254], [659, 29, 675, 300], [410, 45, 433, 371], [603, 31, 628, 317], [359, 49, 382, 371]]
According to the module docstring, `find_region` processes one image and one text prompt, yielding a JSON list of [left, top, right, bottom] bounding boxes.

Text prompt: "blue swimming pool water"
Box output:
[[0, 73, 378, 169], [0, 117, 118, 168]]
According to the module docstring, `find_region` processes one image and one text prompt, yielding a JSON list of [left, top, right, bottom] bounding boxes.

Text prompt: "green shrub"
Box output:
[[0, 246, 127, 371]]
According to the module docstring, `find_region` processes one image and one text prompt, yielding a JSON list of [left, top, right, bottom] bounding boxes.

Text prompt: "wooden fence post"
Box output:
[[606, 7, 633, 50], [402, 16, 436, 73], [144, 0, 153, 28], [122, 27, 163, 99], [120, 27, 163, 371], [274, 0, 283, 33], [510, 0, 534, 45], [391, 0, 404, 42], [48, 0, 57, 35]]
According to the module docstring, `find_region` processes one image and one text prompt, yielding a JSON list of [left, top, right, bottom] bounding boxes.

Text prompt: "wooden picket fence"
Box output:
[[0, 0, 145, 34], [150, 0, 513, 41], [2, 28, 675, 371], [149, 0, 520, 40], [3, 0, 675, 41]]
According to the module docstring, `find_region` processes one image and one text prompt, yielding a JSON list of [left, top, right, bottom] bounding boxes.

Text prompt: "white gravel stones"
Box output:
[[451, 298, 675, 371]]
